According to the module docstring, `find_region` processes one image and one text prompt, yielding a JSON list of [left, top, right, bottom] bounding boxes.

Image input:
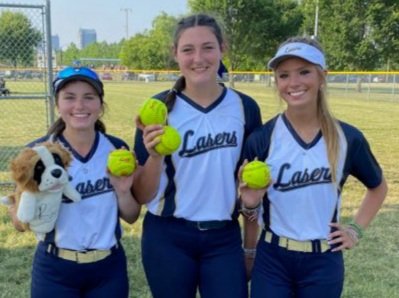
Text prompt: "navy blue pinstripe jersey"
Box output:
[[243, 114, 383, 241], [134, 87, 262, 221]]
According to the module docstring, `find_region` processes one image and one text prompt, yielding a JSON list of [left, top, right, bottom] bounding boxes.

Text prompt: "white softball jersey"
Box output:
[[31, 132, 128, 251], [243, 114, 383, 241], [135, 87, 262, 221]]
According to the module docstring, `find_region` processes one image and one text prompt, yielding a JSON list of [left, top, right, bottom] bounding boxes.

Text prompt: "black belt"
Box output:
[[147, 212, 235, 231], [172, 216, 233, 231], [183, 219, 232, 231]]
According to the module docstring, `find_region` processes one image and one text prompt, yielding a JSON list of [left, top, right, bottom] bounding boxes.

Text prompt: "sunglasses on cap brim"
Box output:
[[53, 67, 104, 96], [55, 67, 100, 81]]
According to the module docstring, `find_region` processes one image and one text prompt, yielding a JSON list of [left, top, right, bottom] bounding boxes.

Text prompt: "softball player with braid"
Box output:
[[9, 66, 140, 297], [240, 36, 387, 297], [133, 14, 262, 298]]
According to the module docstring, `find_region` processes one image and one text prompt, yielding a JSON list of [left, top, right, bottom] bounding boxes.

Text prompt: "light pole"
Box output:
[[121, 8, 132, 39], [313, 0, 319, 38]]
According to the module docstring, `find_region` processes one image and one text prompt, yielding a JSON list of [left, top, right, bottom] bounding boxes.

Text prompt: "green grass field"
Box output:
[[0, 81, 398, 297]]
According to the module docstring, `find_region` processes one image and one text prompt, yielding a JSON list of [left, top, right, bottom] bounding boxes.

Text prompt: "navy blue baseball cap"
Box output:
[[53, 66, 104, 97]]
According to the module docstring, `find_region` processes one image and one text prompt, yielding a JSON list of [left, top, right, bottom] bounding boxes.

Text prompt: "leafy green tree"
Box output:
[[300, 0, 397, 71], [61, 43, 80, 66], [300, 0, 398, 91], [367, 1, 399, 70], [56, 41, 123, 67], [80, 41, 123, 67], [120, 13, 178, 69], [321, 0, 379, 70], [150, 13, 178, 69], [0, 11, 42, 67], [120, 33, 151, 69]]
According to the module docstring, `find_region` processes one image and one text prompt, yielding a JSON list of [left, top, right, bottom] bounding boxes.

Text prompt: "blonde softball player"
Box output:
[[240, 36, 387, 298]]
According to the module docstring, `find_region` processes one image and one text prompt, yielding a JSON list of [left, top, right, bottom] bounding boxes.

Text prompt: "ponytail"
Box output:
[[317, 81, 339, 184], [165, 76, 186, 112], [47, 118, 65, 137]]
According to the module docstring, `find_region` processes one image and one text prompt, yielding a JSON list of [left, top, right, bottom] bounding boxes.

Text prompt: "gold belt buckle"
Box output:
[[76, 250, 111, 263]]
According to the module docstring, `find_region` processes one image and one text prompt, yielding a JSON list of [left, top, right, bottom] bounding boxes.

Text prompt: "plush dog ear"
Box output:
[[10, 148, 40, 192], [44, 142, 72, 168]]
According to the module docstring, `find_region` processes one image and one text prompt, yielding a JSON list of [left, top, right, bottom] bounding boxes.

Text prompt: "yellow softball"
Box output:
[[242, 160, 271, 189], [139, 98, 167, 126], [154, 125, 181, 156], [107, 149, 137, 176]]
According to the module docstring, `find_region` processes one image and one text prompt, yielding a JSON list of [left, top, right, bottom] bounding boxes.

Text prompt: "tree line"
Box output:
[[0, 0, 398, 71]]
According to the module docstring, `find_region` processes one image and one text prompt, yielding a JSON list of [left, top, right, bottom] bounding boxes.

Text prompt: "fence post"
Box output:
[[45, 0, 54, 126]]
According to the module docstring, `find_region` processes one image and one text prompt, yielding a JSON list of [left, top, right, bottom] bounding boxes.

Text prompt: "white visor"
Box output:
[[268, 42, 326, 70]]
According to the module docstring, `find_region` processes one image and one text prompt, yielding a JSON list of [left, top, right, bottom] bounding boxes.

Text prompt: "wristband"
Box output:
[[345, 226, 359, 245], [348, 221, 364, 239], [240, 201, 261, 218], [240, 201, 261, 212], [244, 248, 256, 258]]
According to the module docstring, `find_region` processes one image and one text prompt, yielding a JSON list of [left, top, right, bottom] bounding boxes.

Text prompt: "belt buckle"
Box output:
[[76, 250, 110, 263], [75, 251, 87, 263], [196, 221, 209, 231], [279, 237, 311, 252], [58, 248, 110, 263], [289, 240, 312, 252]]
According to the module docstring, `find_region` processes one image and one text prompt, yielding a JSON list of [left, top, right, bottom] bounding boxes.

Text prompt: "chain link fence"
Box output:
[[225, 71, 398, 101], [0, 1, 397, 186], [0, 1, 53, 186], [62, 68, 399, 101]]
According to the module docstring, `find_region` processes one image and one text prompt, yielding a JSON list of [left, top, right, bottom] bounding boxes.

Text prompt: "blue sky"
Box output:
[[47, 0, 188, 47], [51, 0, 188, 47]]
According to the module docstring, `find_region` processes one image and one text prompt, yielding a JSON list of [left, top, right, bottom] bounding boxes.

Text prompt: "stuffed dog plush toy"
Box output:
[[1, 142, 81, 240]]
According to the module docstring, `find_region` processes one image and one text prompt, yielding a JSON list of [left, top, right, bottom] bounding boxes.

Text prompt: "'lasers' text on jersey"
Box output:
[[274, 163, 332, 192], [179, 129, 238, 157], [76, 177, 113, 199]]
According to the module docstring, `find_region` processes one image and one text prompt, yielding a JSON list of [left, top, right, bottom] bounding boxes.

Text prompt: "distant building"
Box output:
[[79, 28, 97, 49], [52, 35, 60, 51]]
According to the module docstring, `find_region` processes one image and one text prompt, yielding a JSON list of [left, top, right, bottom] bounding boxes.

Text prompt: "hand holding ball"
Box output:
[[107, 149, 137, 176], [155, 126, 181, 156], [138, 98, 180, 155], [242, 160, 271, 189], [139, 98, 167, 126]]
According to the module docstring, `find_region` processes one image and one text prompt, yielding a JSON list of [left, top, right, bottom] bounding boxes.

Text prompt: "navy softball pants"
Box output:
[[31, 242, 129, 298], [141, 212, 248, 298], [251, 237, 344, 298]]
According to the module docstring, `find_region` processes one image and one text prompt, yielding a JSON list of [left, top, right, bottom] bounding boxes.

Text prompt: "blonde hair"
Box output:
[[316, 69, 339, 183], [274, 36, 340, 183]]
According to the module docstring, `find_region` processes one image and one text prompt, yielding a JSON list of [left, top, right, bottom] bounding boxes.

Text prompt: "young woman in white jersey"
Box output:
[[133, 13, 262, 298], [240, 36, 388, 298], [9, 66, 140, 298]]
